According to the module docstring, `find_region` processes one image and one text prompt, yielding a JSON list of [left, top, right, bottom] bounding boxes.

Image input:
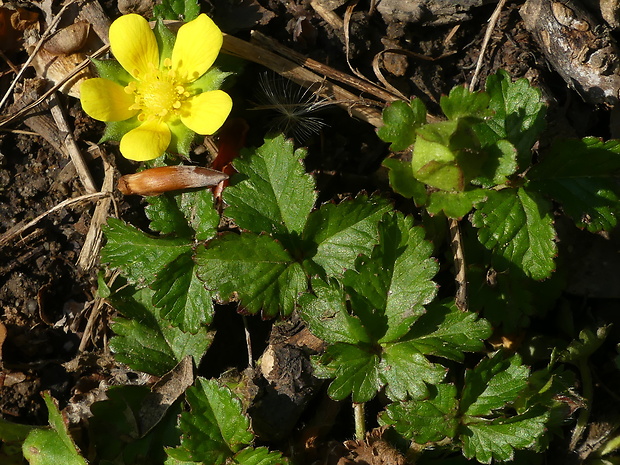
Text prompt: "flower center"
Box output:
[[126, 59, 190, 122]]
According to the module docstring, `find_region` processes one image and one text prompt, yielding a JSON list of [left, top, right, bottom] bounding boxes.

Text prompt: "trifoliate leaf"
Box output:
[[380, 384, 459, 443], [470, 188, 556, 280], [460, 352, 529, 416], [195, 233, 306, 317], [407, 300, 492, 362], [300, 278, 371, 345], [460, 408, 549, 463], [304, 213, 446, 402], [382, 158, 428, 205], [380, 341, 446, 400], [233, 446, 288, 465], [168, 378, 254, 464], [90, 385, 181, 464], [303, 195, 391, 276], [224, 134, 317, 238], [377, 99, 427, 151], [22, 393, 87, 465], [440, 85, 491, 121], [145, 182, 221, 241], [526, 137, 620, 232], [109, 285, 213, 376], [152, 252, 215, 333], [342, 213, 438, 343], [102, 218, 192, 284], [427, 189, 487, 219], [313, 344, 381, 403], [477, 69, 546, 166]]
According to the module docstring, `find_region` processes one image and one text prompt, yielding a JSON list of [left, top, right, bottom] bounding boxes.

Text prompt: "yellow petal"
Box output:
[[181, 90, 232, 135], [109, 14, 159, 79], [172, 14, 222, 83], [80, 78, 137, 122], [119, 120, 171, 161]]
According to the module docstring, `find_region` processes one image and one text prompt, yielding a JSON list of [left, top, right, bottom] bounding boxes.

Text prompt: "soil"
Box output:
[[1, 0, 620, 463]]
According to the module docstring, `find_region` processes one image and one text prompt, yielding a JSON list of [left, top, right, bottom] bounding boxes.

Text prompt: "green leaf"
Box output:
[[342, 213, 438, 343], [146, 189, 220, 241], [380, 384, 459, 443], [233, 447, 288, 465], [304, 213, 449, 402], [224, 134, 317, 238], [473, 139, 518, 187], [427, 189, 487, 219], [303, 195, 391, 276], [460, 409, 549, 463], [313, 344, 381, 403], [470, 188, 556, 280], [22, 393, 87, 465], [468, 262, 564, 332], [377, 99, 427, 151], [412, 120, 485, 192], [153, 0, 200, 21], [407, 300, 492, 362], [195, 233, 306, 317], [301, 278, 371, 345], [152, 252, 215, 333], [382, 158, 428, 205], [168, 378, 254, 464], [380, 341, 446, 400], [440, 85, 490, 121], [90, 385, 181, 464], [102, 218, 192, 284], [146, 193, 194, 238], [460, 352, 529, 417], [477, 69, 546, 166], [109, 285, 213, 376], [526, 137, 620, 232]]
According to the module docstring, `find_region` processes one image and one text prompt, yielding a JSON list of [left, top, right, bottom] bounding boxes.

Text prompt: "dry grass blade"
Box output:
[[469, 0, 509, 91]]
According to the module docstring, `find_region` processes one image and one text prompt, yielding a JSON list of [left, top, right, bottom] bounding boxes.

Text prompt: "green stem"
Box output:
[[353, 402, 366, 440]]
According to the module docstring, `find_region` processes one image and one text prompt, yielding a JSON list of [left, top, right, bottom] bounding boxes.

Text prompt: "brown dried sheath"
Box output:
[[118, 166, 229, 196]]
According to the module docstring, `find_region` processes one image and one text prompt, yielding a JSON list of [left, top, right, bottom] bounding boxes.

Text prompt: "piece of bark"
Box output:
[[250, 319, 325, 441], [521, 0, 620, 106], [377, 0, 497, 25]]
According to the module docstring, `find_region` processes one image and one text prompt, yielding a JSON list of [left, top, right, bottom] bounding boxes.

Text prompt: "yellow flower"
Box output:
[[80, 14, 232, 161]]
